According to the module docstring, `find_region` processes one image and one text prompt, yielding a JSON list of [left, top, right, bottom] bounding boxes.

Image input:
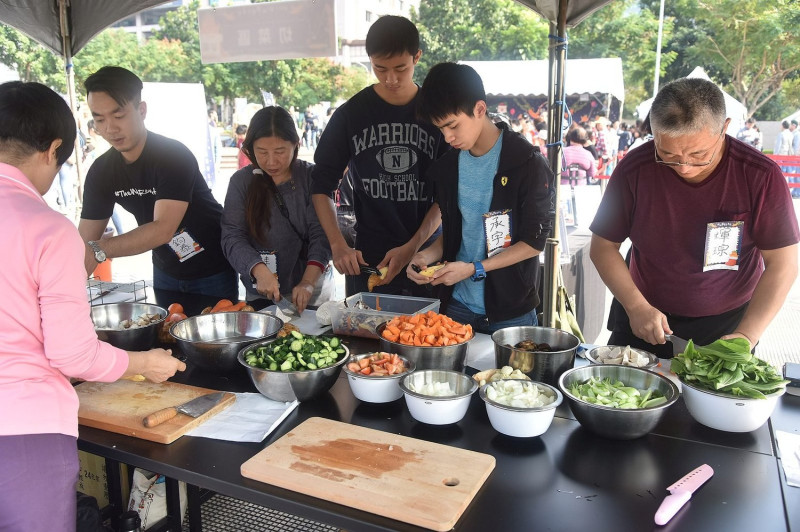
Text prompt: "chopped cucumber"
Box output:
[[244, 333, 346, 372]]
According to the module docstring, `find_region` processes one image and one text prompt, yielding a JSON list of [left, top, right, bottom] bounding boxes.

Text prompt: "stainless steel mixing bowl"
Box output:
[[238, 339, 349, 402], [377, 322, 470, 372], [91, 302, 167, 351], [170, 311, 282, 371], [558, 365, 679, 440], [492, 326, 580, 386]]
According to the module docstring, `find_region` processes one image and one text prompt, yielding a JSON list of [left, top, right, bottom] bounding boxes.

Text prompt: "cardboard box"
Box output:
[[77, 450, 129, 508]]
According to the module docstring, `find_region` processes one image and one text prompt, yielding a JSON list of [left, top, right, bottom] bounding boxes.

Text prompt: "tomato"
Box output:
[[167, 303, 184, 315], [166, 312, 187, 323]]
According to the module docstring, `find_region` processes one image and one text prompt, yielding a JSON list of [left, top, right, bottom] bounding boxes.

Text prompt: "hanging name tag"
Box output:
[[168, 229, 204, 262], [703, 221, 743, 272], [258, 251, 278, 274], [253, 251, 278, 288], [483, 210, 512, 258]]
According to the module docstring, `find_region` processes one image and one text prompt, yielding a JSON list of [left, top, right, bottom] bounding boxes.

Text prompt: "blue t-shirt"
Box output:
[[452, 133, 503, 314]]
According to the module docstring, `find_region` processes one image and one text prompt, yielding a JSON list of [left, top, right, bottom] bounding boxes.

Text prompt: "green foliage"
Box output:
[[568, 0, 675, 112], [0, 25, 63, 90], [412, 0, 549, 82], [640, 0, 800, 118]]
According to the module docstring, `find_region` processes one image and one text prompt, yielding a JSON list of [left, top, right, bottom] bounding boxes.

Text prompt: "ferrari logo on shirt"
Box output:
[[501, 176, 508, 186]]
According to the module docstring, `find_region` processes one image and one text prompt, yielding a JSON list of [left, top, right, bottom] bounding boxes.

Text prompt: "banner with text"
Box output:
[[198, 0, 337, 64]]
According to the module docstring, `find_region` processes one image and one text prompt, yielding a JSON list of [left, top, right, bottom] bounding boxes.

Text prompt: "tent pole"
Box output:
[[60, 0, 84, 218], [543, 1, 568, 328]]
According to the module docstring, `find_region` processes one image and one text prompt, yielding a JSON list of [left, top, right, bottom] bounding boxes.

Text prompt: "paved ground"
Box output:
[[105, 153, 800, 370]]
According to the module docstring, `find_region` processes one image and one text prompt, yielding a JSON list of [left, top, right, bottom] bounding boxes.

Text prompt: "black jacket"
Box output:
[[433, 127, 555, 322]]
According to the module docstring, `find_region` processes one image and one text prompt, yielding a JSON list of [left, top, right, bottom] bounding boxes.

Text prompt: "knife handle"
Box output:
[[654, 491, 691, 525], [143, 407, 179, 428]]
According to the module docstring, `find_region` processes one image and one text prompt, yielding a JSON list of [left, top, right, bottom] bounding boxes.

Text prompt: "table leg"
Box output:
[[186, 484, 204, 532], [165, 477, 183, 531], [103, 457, 124, 519]]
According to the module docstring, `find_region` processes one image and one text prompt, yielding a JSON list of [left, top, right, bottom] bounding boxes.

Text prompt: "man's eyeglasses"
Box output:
[[654, 129, 726, 168]]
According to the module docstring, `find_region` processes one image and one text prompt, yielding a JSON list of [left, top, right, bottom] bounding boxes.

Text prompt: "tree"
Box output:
[[568, 0, 675, 112], [0, 25, 62, 90], [412, 0, 549, 83], [688, 0, 800, 118]]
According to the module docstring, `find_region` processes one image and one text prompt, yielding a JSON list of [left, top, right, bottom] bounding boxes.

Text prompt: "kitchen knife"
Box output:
[[665, 334, 689, 355], [142, 392, 226, 428], [654, 464, 714, 525], [275, 296, 298, 318]]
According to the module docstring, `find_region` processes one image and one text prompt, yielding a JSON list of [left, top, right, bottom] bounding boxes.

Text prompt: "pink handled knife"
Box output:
[[654, 464, 714, 525]]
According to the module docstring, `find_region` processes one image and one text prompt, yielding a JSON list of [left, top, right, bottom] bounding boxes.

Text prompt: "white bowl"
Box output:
[[479, 380, 563, 438], [681, 379, 785, 432], [344, 353, 415, 403], [399, 370, 477, 425]]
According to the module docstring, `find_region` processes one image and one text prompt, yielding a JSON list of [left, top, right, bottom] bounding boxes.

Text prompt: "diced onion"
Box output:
[[486, 380, 556, 408]]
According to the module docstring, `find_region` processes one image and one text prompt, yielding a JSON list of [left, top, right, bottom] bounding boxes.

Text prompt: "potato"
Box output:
[[200, 306, 212, 314], [420, 263, 446, 277], [241, 305, 255, 312]]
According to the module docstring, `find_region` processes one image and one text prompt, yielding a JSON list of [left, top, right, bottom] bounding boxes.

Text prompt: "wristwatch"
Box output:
[[88, 240, 107, 263], [471, 261, 486, 282]]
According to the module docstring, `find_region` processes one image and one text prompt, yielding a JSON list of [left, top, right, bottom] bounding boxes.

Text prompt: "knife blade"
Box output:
[[142, 391, 226, 428], [275, 296, 298, 317], [654, 464, 714, 525], [665, 334, 689, 355]]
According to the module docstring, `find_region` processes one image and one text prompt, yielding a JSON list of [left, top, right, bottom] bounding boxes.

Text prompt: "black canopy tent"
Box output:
[[0, 0, 614, 328]]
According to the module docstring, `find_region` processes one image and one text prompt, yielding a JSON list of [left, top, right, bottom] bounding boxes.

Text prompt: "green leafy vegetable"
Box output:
[[671, 338, 788, 399], [568, 377, 667, 409]]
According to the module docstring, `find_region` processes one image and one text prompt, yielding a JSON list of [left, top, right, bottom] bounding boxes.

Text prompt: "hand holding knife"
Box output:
[[654, 464, 714, 525]]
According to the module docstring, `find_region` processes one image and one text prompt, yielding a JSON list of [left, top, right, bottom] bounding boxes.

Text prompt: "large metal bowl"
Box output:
[[92, 302, 167, 351], [237, 339, 349, 402], [377, 322, 470, 372], [492, 326, 580, 386], [170, 312, 282, 372], [558, 365, 679, 440]]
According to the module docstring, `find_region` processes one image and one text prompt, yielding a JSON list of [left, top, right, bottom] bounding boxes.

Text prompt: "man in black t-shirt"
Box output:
[[311, 16, 446, 297], [78, 66, 237, 299]]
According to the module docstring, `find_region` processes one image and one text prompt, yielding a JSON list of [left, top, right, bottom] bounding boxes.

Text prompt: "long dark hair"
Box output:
[[241, 106, 300, 244]]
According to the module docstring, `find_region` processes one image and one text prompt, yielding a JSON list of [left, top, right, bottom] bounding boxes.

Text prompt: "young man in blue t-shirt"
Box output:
[[408, 63, 554, 333]]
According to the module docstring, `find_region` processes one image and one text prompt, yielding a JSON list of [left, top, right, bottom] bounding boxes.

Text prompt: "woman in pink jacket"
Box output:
[[0, 81, 185, 531]]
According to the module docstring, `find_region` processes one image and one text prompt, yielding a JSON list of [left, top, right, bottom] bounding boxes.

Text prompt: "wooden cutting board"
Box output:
[[241, 417, 495, 531], [76, 380, 235, 444]]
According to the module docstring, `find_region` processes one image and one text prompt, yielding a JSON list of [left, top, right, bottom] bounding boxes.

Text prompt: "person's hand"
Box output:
[[254, 269, 281, 302], [406, 253, 433, 285], [376, 243, 416, 287], [292, 281, 314, 314], [626, 302, 672, 345], [720, 330, 756, 347], [430, 261, 474, 286], [140, 349, 186, 383], [331, 241, 365, 276]]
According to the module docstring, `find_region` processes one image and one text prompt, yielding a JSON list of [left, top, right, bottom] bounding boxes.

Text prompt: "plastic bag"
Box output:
[[127, 468, 186, 530]]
